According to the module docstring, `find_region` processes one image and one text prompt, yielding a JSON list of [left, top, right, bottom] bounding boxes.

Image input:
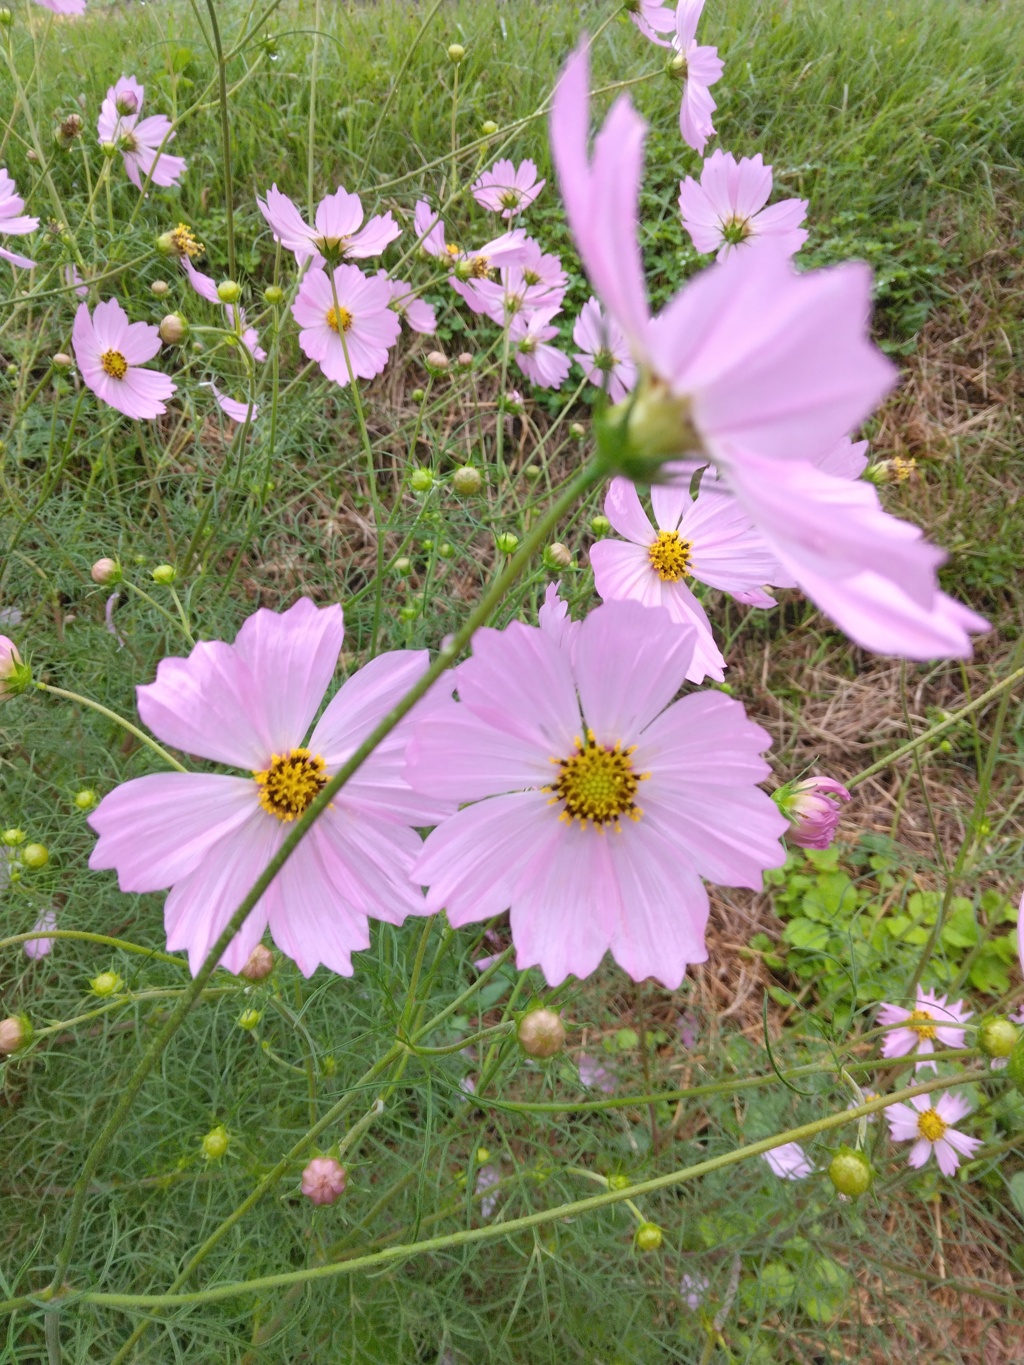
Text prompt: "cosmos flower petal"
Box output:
[[606, 829, 709, 987]]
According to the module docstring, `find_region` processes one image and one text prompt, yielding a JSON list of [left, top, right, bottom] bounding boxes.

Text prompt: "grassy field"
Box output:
[[2, 0, 1024, 1361]]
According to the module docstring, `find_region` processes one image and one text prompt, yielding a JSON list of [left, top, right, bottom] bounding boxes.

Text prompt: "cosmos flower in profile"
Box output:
[[0, 169, 39, 270], [670, 0, 723, 155], [88, 599, 449, 977], [72, 299, 176, 420]]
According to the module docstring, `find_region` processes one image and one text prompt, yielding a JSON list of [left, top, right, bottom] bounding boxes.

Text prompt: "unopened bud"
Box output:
[[0, 636, 31, 701], [21, 843, 49, 870], [239, 943, 274, 980], [201, 1124, 229, 1160], [495, 531, 519, 555], [399, 603, 420, 622], [90, 970, 123, 997], [2, 828, 25, 846], [607, 1173, 630, 1190], [115, 90, 139, 117], [590, 514, 611, 536], [0, 10, 13, 29], [52, 352, 73, 370], [238, 1008, 261, 1030], [73, 789, 98, 811], [447, 43, 466, 64], [100, 140, 119, 159], [503, 391, 524, 415], [481, 120, 498, 136], [437, 541, 454, 559], [828, 1147, 873, 1198], [0, 1016, 28, 1055], [456, 351, 473, 369], [523, 466, 541, 482], [545, 542, 572, 570], [91, 556, 121, 585], [301, 1155, 346, 1205], [394, 557, 413, 577], [635, 1222, 663, 1252], [410, 467, 434, 492], [216, 279, 241, 305], [410, 387, 425, 404], [151, 564, 176, 585], [425, 350, 449, 373], [150, 279, 170, 297], [452, 465, 482, 495], [979, 1017, 1019, 1059], [158, 312, 187, 345], [517, 1008, 565, 1058], [264, 284, 284, 306], [569, 422, 586, 440]]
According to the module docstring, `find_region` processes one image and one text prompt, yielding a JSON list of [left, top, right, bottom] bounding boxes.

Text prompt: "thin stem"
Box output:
[[203, 0, 237, 278], [34, 683, 187, 773]]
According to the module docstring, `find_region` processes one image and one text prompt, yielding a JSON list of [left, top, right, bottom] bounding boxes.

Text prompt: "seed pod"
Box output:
[[828, 1146, 873, 1198]]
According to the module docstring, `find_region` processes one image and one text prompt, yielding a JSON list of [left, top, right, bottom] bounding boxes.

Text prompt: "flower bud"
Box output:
[[545, 543, 572, 570], [979, 1017, 1019, 1059], [495, 531, 519, 555], [150, 279, 170, 297], [216, 279, 241, 305], [115, 89, 139, 117], [452, 465, 482, 496], [158, 313, 187, 345], [394, 557, 413, 578], [239, 943, 274, 980], [481, 120, 498, 136], [73, 789, 98, 811], [828, 1147, 873, 1198], [456, 351, 474, 369], [475, 1146, 491, 1164], [437, 541, 454, 560], [238, 1008, 261, 1030], [201, 1124, 229, 1160], [56, 113, 83, 148], [0, 10, 13, 29], [52, 352, 73, 370], [2, 828, 25, 846], [0, 1016, 28, 1055], [635, 1222, 663, 1252], [0, 636, 32, 700], [569, 422, 586, 440], [90, 970, 123, 997], [21, 843, 49, 870], [775, 776, 851, 850], [425, 350, 449, 373], [447, 43, 466, 64], [1006, 1036, 1024, 1095], [301, 1155, 346, 1205], [398, 603, 420, 623], [607, 1173, 630, 1191], [264, 284, 284, 306], [517, 1008, 565, 1059], [523, 466, 541, 482], [410, 467, 434, 493], [91, 556, 122, 585], [590, 514, 611, 536], [410, 387, 425, 404], [151, 564, 176, 585], [502, 390, 524, 415], [100, 140, 119, 159]]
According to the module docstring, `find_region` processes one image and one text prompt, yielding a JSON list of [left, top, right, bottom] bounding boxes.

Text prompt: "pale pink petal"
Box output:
[[604, 478, 656, 545], [606, 827, 709, 986], [265, 828, 370, 976], [907, 1138, 933, 1169], [405, 702, 553, 803], [455, 621, 581, 756]]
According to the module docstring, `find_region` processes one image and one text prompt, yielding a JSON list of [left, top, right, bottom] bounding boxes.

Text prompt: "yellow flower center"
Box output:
[[546, 729, 648, 833], [647, 529, 692, 582], [917, 1108, 947, 1143], [892, 456, 917, 483], [908, 1008, 936, 1040], [325, 305, 353, 334], [253, 748, 328, 821], [171, 223, 204, 259], [445, 242, 462, 257], [468, 255, 493, 279], [100, 349, 128, 380]]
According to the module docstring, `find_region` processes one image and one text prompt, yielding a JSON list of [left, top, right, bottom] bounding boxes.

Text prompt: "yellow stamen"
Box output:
[[647, 529, 693, 582], [544, 728, 647, 834], [170, 223, 204, 259], [326, 305, 353, 333], [100, 349, 128, 380], [253, 748, 328, 821], [908, 1008, 937, 1040], [917, 1108, 946, 1142]]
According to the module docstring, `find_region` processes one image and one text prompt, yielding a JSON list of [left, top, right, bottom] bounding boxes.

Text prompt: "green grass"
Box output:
[[2, 0, 1024, 1361]]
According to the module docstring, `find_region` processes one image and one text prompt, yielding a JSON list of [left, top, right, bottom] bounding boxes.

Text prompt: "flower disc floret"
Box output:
[[548, 731, 646, 832], [647, 529, 692, 582], [917, 1108, 946, 1142], [909, 1009, 937, 1040], [326, 305, 353, 333], [101, 349, 128, 380], [253, 748, 328, 821]]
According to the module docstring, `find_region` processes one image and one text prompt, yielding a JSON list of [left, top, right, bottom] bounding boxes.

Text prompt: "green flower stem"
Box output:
[[400, 1021, 515, 1058], [847, 660, 1024, 789], [121, 579, 195, 643], [9, 1070, 983, 1318], [0, 931, 187, 967], [45, 460, 602, 1299], [33, 683, 188, 773], [31, 987, 243, 1041], [203, 0, 237, 278]]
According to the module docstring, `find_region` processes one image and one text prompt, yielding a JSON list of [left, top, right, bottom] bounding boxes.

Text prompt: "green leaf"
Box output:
[[969, 955, 1011, 995], [1009, 1173, 1024, 1220], [799, 1257, 849, 1322], [760, 1261, 796, 1304], [803, 871, 859, 921], [783, 918, 831, 951]]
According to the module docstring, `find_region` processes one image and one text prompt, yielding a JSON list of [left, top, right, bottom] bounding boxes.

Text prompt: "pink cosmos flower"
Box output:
[[679, 151, 808, 261], [291, 265, 400, 387], [31, 0, 86, 14], [572, 298, 636, 403], [549, 46, 988, 660], [589, 478, 786, 683], [201, 381, 258, 424], [301, 1156, 346, 1205], [680, 1272, 710, 1312], [181, 259, 266, 362], [762, 1141, 814, 1180], [24, 908, 57, 959], [97, 76, 186, 190], [256, 184, 400, 267], [0, 169, 39, 270], [578, 1053, 616, 1093], [877, 988, 972, 1071], [885, 1092, 981, 1176], [453, 239, 567, 325], [780, 775, 851, 849], [413, 200, 529, 277], [377, 272, 436, 334], [88, 598, 448, 976], [627, 0, 677, 45], [64, 263, 88, 298], [471, 158, 546, 218], [670, 1, 724, 155], [406, 599, 788, 988], [510, 305, 570, 389], [72, 299, 176, 420], [0, 635, 26, 699]]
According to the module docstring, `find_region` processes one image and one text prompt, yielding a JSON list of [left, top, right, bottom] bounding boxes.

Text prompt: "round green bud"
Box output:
[[452, 465, 482, 496], [411, 387, 425, 404], [238, 1008, 261, 1031], [635, 1222, 663, 1252], [828, 1146, 873, 1198], [523, 466, 542, 482], [90, 970, 123, 998], [151, 564, 177, 585], [1006, 1036, 1024, 1094], [73, 789, 98, 811], [495, 532, 520, 555], [437, 542, 455, 560], [447, 43, 466, 64], [264, 285, 284, 306], [217, 279, 241, 305], [394, 557, 413, 578], [2, 828, 26, 846], [398, 604, 420, 623], [20, 843, 49, 870], [201, 1124, 229, 1160], [607, 1173, 630, 1191], [591, 515, 611, 536], [191, 341, 205, 355], [0, 10, 13, 28], [150, 279, 170, 297], [481, 120, 499, 136], [410, 467, 434, 492], [938, 738, 953, 753], [100, 140, 119, 159], [979, 1017, 1020, 1059], [545, 542, 572, 570], [517, 1008, 565, 1058], [569, 422, 586, 440], [475, 1146, 491, 1164], [420, 538, 434, 552]]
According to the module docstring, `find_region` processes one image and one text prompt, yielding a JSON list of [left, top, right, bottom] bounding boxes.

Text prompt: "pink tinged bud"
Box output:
[[239, 943, 274, 980], [91, 557, 121, 585], [778, 776, 851, 850], [301, 1156, 346, 1205], [0, 636, 31, 700], [115, 91, 139, 116], [0, 1016, 27, 1054]]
